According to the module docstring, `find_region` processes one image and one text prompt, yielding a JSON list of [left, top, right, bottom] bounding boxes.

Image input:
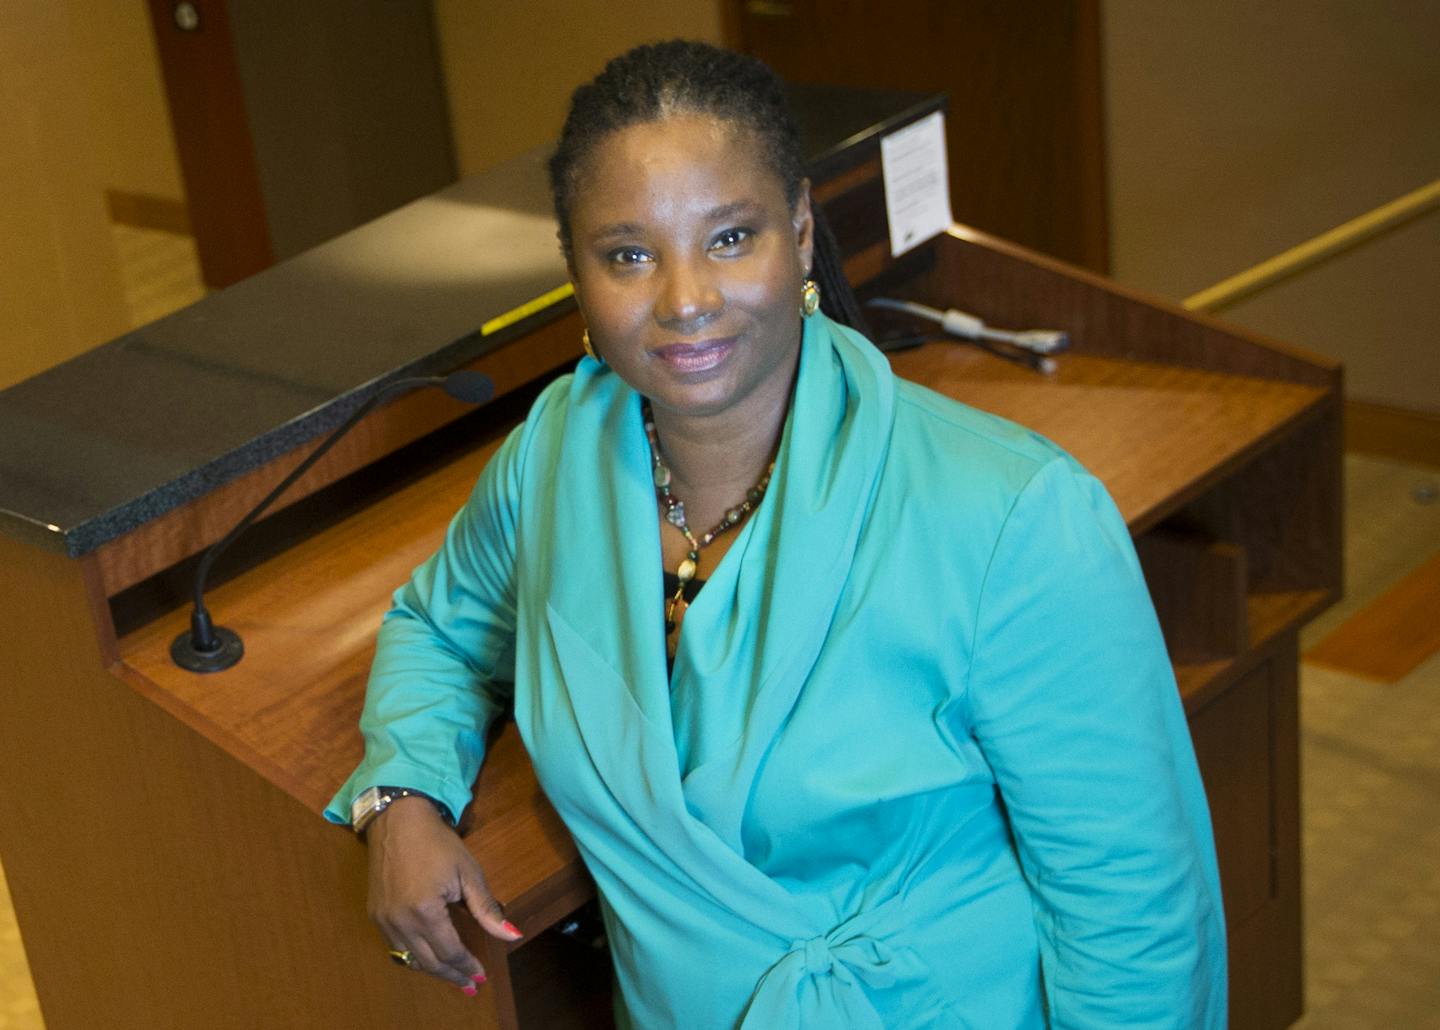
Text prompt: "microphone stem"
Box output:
[[189, 375, 444, 632]]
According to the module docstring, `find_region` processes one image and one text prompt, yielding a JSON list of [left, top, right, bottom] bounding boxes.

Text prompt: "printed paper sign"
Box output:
[[880, 111, 954, 257]]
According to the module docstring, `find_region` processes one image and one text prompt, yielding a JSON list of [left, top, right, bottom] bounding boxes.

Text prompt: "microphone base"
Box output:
[[171, 626, 245, 673]]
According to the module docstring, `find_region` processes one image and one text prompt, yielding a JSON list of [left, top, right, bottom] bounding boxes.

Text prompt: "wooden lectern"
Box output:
[[0, 88, 1337, 1029]]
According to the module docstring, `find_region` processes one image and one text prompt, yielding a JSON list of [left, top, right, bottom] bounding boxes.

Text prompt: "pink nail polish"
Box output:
[[502, 920, 524, 938], [471, 972, 487, 984], [461, 984, 478, 997]]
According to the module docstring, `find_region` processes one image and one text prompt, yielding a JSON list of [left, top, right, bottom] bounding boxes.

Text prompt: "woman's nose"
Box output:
[[655, 259, 723, 331]]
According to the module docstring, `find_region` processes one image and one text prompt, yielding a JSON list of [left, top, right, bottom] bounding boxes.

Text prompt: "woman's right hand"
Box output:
[[365, 795, 524, 991]]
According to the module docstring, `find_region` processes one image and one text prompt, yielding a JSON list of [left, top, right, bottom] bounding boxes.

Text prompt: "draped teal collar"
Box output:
[[540, 312, 897, 850]]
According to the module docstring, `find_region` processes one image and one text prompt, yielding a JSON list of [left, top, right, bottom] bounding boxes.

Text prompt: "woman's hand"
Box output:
[[366, 795, 523, 991]]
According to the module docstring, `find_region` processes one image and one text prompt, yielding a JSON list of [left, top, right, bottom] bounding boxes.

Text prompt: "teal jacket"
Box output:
[[328, 313, 1227, 1028]]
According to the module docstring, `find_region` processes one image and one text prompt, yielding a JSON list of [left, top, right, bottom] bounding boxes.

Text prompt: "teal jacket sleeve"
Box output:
[[323, 423, 525, 827], [965, 457, 1228, 1027]]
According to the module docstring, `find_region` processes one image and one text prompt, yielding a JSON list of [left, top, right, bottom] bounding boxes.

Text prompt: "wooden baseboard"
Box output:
[[1345, 400, 1440, 468], [104, 189, 192, 235], [1305, 551, 1440, 682]]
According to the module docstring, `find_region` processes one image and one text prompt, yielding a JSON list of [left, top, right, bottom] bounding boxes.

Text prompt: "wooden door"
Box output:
[[146, 0, 273, 288], [723, 0, 1109, 271], [146, 0, 456, 287]]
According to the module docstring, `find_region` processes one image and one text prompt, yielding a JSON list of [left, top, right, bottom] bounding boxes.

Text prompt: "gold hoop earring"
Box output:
[[800, 278, 821, 318], [581, 329, 603, 364]]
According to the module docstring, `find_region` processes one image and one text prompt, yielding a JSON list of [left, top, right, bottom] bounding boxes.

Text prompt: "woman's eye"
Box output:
[[608, 247, 652, 266], [710, 228, 752, 252]]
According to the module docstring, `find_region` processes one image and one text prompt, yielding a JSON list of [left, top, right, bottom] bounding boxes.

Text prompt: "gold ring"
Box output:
[[388, 948, 418, 969]]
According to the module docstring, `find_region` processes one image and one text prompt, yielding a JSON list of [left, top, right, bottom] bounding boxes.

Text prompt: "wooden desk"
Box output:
[[0, 120, 1338, 1028]]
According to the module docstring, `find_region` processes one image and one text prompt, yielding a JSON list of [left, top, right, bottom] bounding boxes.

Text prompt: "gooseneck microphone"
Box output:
[[171, 370, 495, 673]]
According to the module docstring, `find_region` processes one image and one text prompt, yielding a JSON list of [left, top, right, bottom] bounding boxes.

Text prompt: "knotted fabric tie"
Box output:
[[738, 906, 924, 1029]]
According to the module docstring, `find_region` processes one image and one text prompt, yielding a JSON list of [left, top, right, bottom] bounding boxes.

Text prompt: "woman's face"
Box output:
[[567, 114, 813, 421]]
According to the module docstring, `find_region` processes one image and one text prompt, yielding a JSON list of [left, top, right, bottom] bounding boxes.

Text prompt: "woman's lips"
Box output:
[[651, 336, 737, 374]]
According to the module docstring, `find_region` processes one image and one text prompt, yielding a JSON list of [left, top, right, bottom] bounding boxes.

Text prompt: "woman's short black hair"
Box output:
[[548, 40, 805, 258], [550, 39, 868, 333]]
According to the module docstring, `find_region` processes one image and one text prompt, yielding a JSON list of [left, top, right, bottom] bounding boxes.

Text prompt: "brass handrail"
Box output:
[[1183, 179, 1440, 313]]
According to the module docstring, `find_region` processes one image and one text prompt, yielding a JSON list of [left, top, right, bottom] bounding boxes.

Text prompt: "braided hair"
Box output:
[[548, 40, 866, 332]]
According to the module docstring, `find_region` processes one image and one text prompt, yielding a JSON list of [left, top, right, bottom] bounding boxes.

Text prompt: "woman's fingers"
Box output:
[[408, 918, 483, 989], [383, 903, 484, 989], [365, 796, 517, 990], [460, 865, 524, 943]]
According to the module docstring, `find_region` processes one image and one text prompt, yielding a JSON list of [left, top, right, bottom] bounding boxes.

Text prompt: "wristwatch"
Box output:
[[350, 785, 450, 836]]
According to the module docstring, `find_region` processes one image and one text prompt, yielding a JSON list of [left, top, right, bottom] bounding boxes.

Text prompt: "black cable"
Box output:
[[873, 332, 1055, 375]]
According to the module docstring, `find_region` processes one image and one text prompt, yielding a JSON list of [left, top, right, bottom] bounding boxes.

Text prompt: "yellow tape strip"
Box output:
[[1184, 179, 1440, 313], [480, 282, 575, 336]]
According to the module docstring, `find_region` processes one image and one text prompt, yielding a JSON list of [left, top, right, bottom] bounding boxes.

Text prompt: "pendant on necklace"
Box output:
[[643, 400, 775, 635]]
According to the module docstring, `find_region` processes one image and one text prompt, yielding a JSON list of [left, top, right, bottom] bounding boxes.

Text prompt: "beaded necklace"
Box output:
[[642, 401, 776, 635]]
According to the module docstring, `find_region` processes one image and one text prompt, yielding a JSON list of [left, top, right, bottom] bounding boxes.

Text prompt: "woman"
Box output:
[[327, 41, 1227, 1027]]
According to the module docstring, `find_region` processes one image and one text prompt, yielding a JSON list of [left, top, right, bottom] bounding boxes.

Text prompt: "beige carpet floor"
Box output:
[[1, 230, 1437, 1027], [1292, 454, 1440, 1029], [1293, 653, 1440, 1028]]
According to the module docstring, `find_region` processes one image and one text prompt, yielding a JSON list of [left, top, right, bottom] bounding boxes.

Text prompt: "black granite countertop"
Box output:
[[0, 85, 939, 558]]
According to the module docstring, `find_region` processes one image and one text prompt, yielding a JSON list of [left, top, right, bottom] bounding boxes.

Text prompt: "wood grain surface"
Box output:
[[887, 346, 1327, 534], [1137, 530, 1250, 662], [923, 226, 1342, 386], [0, 535, 514, 1029], [1188, 642, 1303, 1030], [1305, 550, 1440, 682], [1345, 399, 1440, 469]]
